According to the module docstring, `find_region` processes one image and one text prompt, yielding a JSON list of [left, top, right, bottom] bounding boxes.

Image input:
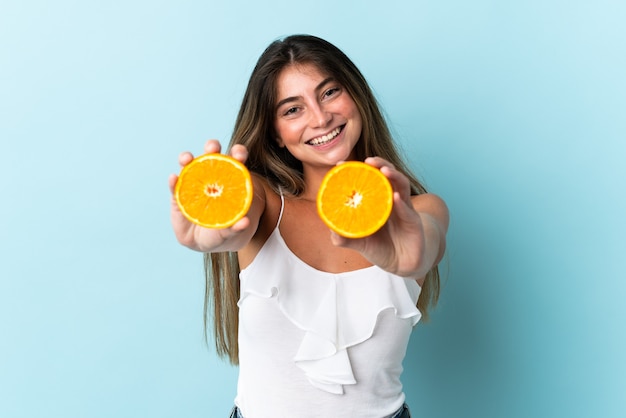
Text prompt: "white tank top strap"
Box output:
[[276, 189, 285, 228]]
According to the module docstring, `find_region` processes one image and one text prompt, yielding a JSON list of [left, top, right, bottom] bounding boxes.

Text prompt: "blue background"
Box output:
[[1, 0, 625, 417]]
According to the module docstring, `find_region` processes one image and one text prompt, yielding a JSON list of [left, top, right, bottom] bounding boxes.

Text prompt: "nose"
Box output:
[[310, 104, 331, 128]]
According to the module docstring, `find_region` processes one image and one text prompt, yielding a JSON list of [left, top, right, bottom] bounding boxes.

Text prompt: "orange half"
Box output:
[[317, 161, 393, 238], [175, 153, 253, 228]]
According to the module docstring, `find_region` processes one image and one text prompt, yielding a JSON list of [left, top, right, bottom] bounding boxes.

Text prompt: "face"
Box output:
[[274, 63, 362, 170]]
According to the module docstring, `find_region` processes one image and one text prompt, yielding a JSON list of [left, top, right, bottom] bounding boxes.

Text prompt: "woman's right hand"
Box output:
[[168, 139, 262, 253]]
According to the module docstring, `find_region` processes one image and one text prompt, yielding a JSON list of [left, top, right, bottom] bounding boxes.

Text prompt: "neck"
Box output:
[[300, 165, 332, 201]]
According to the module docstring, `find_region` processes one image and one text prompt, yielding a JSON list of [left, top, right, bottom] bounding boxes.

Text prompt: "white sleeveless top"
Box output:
[[235, 195, 422, 418]]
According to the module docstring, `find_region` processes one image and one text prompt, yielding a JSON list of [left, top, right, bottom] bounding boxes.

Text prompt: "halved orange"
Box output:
[[317, 161, 393, 238], [175, 153, 253, 228]]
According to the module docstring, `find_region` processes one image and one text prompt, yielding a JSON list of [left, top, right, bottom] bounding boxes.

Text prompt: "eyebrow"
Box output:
[[275, 76, 335, 111]]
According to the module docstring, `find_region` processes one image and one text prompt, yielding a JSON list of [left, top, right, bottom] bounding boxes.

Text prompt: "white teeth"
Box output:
[[308, 127, 341, 145]]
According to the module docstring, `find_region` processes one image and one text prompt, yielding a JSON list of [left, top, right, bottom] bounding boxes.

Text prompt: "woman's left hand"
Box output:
[[330, 157, 449, 280]]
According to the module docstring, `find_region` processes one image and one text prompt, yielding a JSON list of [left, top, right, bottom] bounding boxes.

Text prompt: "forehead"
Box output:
[[275, 63, 331, 96]]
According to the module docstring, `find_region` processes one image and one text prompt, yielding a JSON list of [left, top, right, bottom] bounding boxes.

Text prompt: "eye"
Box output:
[[283, 106, 300, 116], [323, 87, 341, 99]]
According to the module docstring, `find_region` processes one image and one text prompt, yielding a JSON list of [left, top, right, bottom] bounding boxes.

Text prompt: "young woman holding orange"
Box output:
[[169, 34, 449, 418]]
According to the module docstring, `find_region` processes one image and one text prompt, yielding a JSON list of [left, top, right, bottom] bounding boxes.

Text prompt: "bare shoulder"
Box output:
[[253, 174, 282, 232], [411, 193, 449, 232], [238, 174, 282, 268]]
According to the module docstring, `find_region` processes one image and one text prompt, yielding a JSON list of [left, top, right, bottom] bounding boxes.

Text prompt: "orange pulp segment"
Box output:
[[317, 161, 393, 238], [175, 153, 253, 228]]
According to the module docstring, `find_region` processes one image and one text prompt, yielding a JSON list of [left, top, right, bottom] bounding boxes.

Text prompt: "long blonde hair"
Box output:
[[205, 35, 440, 364]]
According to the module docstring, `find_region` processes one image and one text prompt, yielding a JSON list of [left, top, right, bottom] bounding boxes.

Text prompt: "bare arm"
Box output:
[[330, 157, 449, 280], [169, 140, 266, 253]]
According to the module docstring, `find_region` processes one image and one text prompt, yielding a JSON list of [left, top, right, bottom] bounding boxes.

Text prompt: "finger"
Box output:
[[382, 165, 410, 192], [364, 156, 394, 170], [168, 173, 178, 195], [178, 151, 194, 167], [390, 192, 419, 226], [203, 139, 222, 154], [329, 230, 345, 246], [229, 215, 252, 232], [363, 157, 400, 185], [230, 144, 249, 164], [364, 157, 406, 190], [329, 230, 367, 252], [364, 157, 411, 201]]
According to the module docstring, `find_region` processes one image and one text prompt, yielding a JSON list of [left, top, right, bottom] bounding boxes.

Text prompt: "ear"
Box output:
[[276, 137, 285, 148]]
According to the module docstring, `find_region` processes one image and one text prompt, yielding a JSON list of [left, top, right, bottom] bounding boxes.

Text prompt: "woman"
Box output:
[[169, 34, 449, 418]]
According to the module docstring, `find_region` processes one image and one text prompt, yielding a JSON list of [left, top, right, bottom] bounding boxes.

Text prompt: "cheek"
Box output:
[[274, 121, 285, 141], [342, 98, 361, 123], [276, 121, 302, 143], [350, 110, 363, 136]]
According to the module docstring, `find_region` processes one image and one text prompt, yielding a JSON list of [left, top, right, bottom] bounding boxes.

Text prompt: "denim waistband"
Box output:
[[229, 406, 243, 418], [391, 403, 411, 418], [229, 403, 410, 418]]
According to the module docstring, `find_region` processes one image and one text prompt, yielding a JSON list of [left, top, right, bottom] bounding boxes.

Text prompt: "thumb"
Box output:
[[329, 230, 367, 252], [329, 230, 345, 246], [391, 192, 416, 223]]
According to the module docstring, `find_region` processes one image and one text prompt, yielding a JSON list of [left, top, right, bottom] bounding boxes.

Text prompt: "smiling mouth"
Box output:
[[306, 126, 344, 146]]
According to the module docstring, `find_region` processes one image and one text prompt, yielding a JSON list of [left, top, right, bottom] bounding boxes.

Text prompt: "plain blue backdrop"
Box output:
[[1, 0, 624, 417]]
